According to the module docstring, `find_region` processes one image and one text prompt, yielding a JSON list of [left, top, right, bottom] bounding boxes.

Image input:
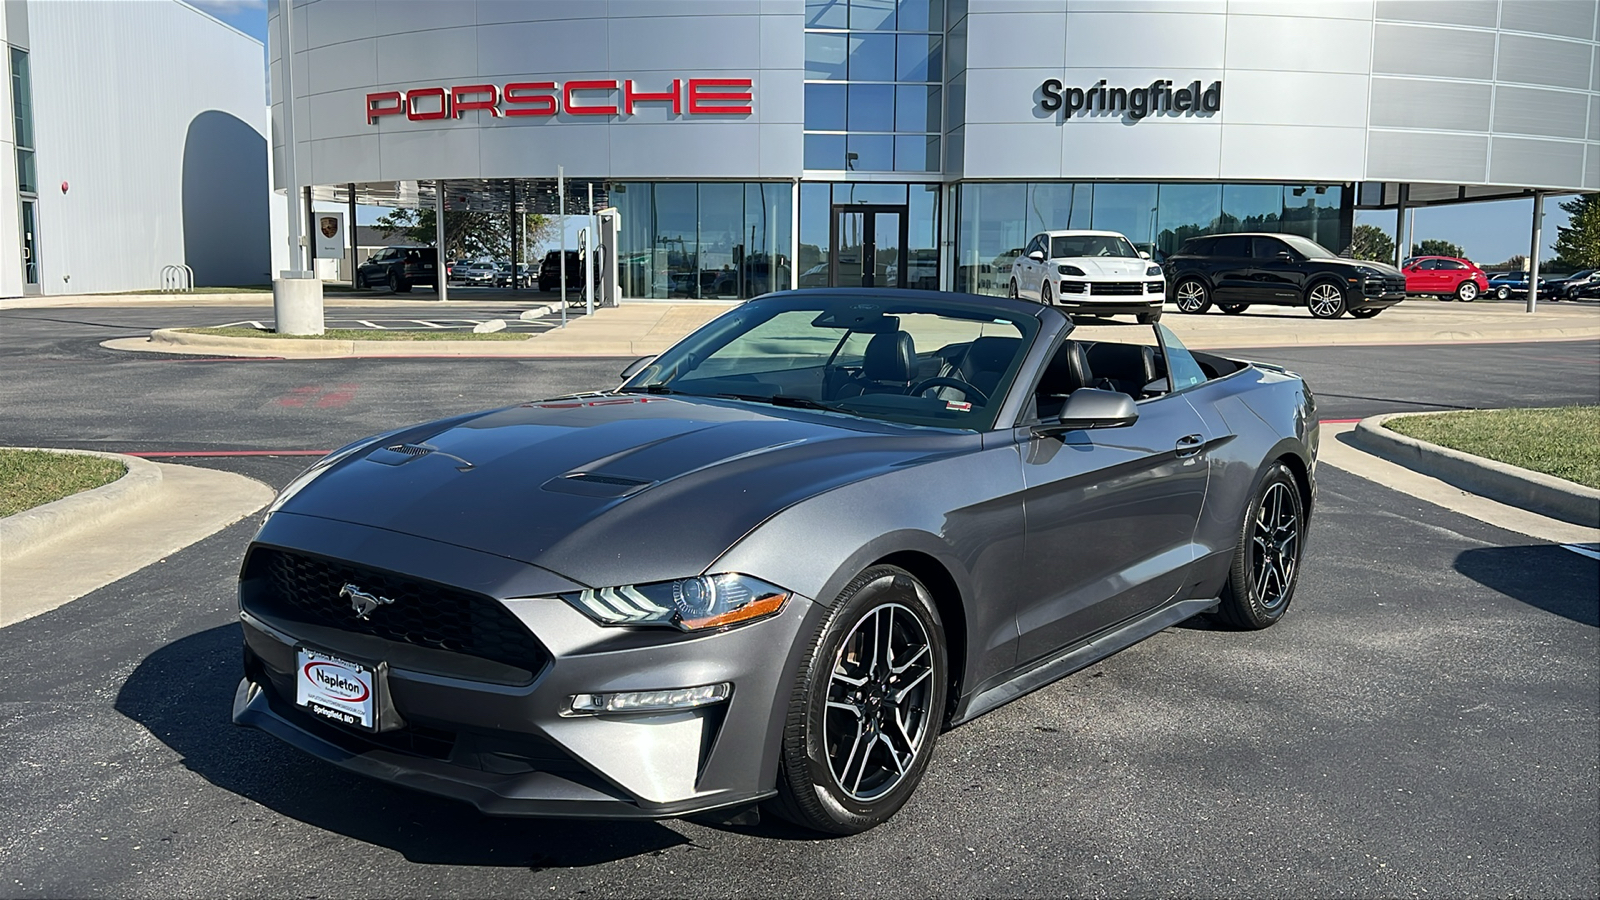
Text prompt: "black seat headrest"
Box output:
[[1037, 340, 1093, 395], [862, 331, 916, 383], [1085, 342, 1156, 392]]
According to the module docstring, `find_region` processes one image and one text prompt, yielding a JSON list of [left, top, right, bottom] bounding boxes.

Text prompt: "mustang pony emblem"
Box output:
[[340, 583, 394, 619]]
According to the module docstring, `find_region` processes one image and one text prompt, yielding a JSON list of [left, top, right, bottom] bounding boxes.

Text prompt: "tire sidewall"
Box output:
[[791, 566, 948, 833], [1225, 463, 1306, 627]]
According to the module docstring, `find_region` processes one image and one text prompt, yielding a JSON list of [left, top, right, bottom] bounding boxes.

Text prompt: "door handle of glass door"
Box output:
[[1175, 434, 1204, 458]]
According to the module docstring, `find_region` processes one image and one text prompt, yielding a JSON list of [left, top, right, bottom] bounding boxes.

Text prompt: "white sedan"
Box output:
[[1009, 230, 1165, 323]]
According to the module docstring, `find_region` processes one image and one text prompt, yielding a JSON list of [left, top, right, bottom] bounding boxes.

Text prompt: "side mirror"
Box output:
[[1139, 250, 1152, 260], [619, 355, 657, 380], [1276, 251, 1294, 261], [1028, 250, 1046, 262], [1039, 388, 1138, 433]]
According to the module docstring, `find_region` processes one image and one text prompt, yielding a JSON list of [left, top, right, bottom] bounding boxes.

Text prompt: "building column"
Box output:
[[270, 0, 323, 335], [789, 179, 800, 291], [346, 183, 357, 285], [434, 181, 448, 302], [1528, 191, 1545, 313], [1392, 183, 1410, 268]]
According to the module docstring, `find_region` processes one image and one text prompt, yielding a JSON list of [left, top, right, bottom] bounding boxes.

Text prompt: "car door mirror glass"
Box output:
[[619, 355, 657, 380], [1139, 250, 1152, 260], [1048, 389, 1138, 432]]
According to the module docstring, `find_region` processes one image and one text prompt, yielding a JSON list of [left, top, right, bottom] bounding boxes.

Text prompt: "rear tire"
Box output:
[[1350, 307, 1383, 319], [1174, 279, 1212, 314], [1306, 281, 1347, 319], [767, 566, 948, 835], [387, 272, 401, 293], [1495, 285, 1510, 301], [1215, 463, 1305, 630], [1219, 303, 1249, 315], [1040, 282, 1054, 307], [1456, 281, 1478, 302], [1137, 311, 1161, 324]]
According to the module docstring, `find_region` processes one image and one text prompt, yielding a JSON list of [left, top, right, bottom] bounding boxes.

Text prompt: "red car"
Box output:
[[1402, 255, 1488, 302]]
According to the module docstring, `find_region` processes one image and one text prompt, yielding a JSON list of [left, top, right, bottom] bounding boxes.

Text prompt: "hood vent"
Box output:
[[542, 471, 654, 498]]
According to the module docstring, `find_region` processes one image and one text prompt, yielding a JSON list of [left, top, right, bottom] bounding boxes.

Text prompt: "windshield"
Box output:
[[1051, 235, 1141, 259], [621, 294, 1040, 431], [1279, 235, 1337, 259]]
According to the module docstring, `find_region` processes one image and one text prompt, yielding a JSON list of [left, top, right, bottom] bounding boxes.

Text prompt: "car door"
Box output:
[[1019, 234, 1045, 299], [1011, 330, 1212, 664], [1204, 235, 1254, 302], [1246, 236, 1308, 303], [1435, 259, 1468, 293]]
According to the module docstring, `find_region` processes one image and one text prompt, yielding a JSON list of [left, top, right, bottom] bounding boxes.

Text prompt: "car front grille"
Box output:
[[242, 547, 550, 674], [1089, 282, 1144, 296], [1058, 281, 1086, 294], [1145, 281, 1163, 294]]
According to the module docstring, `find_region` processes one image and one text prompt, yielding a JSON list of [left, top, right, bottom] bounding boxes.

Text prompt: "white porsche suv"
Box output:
[[1008, 230, 1165, 323]]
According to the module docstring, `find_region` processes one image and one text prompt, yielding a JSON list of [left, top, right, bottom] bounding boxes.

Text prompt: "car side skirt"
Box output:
[[950, 595, 1219, 725]]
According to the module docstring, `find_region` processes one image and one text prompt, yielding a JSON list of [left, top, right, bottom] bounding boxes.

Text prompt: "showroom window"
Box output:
[[609, 182, 793, 300], [956, 182, 1349, 295], [804, 1, 943, 173]]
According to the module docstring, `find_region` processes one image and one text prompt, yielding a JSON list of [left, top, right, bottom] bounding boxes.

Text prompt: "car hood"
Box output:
[[1050, 256, 1152, 278], [275, 395, 976, 589]]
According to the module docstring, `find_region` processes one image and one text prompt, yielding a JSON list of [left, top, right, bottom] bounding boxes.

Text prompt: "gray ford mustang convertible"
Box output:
[[233, 289, 1317, 834]]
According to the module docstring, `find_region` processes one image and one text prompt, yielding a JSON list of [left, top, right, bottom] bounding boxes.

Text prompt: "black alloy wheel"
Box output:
[[1174, 279, 1212, 314], [1350, 307, 1383, 319], [769, 565, 948, 835], [1215, 463, 1305, 630], [1219, 303, 1249, 315], [1306, 281, 1347, 319], [387, 272, 401, 293]]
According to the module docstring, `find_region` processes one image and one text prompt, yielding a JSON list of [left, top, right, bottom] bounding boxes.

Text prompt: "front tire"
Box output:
[[1008, 279, 1020, 301], [1456, 281, 1478, 302], [1040, 282, 1054, 306], [1137, 311, 1161, 324], [1350, 307, 1383, 319], [768, 565, 948, 835], [1215, 463, 1305, 630], [1306, 281, 1347, 318], [1174, 278, 1212, 314]]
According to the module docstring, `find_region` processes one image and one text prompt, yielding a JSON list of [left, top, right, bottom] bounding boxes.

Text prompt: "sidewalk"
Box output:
[[105, 294, 1600, 358]]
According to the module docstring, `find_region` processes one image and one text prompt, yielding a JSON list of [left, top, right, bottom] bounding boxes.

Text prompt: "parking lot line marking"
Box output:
[[357, 320, 385, 329], [126, 450, 330, 457], [1562, 543, 1600, 560], [413, 320, 446, 328]]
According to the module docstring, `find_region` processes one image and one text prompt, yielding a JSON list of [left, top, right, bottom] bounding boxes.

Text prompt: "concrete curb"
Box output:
[[1349, 413, 1600, 527], [0, 449, 163, 563], [145, 327, 551, 358]]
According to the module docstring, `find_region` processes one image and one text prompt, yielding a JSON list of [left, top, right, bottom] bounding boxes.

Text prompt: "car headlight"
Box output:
[[1352, 266, 1381, 277], [1057, 264, 1085, 276], [562, 574, 790, 632], [1146, 265, 1163, 277]]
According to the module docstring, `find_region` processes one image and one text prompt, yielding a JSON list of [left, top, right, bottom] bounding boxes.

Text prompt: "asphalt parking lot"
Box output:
[[0, 305, 1596, 897]]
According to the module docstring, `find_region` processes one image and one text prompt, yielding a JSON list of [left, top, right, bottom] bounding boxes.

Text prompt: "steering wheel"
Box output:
[[910, 377, 989, 405]]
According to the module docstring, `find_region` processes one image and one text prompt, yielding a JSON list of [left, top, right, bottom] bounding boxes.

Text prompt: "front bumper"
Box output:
[[1056, 280, 1164, 316], [231, 513, 812, 819], [1352, 275, 1406, 310]]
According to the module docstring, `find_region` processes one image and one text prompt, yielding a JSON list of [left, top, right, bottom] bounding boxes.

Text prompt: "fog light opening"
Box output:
[[564, 682, 732, 716]]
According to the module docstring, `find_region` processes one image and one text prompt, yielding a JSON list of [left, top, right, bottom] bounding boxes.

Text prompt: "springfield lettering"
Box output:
[[1039, 78, 1221, 120]]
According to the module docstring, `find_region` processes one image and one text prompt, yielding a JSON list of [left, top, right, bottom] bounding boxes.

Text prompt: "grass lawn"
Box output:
[[1385, 406, 1600, 490], [177, 327, 531, 342], [0, 449, 127, 518]]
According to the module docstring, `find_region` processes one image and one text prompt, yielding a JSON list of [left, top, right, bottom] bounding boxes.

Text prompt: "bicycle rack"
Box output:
[[160, 264, 194, 293]]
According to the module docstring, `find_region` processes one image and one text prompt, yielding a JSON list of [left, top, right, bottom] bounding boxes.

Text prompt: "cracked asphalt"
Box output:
[[0, 305, 1595, 897]]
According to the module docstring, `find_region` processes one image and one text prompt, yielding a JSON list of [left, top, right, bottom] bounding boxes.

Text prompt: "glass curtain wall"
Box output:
[[610, 182, 792, 300], [804, 1, 943, 173], [11, 47, 39, 286], [956, 182, 1349, 295], [797, 182, 940, 288]]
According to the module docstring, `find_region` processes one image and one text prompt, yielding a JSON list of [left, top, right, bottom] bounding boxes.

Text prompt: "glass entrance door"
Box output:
[[831, 205, 908, 288], [20, 200, 39, 287]]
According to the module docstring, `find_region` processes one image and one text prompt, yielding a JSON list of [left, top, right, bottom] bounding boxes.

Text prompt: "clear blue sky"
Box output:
[[185, 0, 1582, 264]]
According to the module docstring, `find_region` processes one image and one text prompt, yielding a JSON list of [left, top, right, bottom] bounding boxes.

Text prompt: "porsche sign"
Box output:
[[366, 78, 753, 124]]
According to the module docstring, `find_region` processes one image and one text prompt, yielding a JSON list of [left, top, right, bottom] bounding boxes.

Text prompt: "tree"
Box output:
[[374, 207, 556, 262], [1349, 224, 1395, 263], [1491, 254, 1528, 272], [1411, 239, 1465, 259], [1554, 193, 1600, 270]]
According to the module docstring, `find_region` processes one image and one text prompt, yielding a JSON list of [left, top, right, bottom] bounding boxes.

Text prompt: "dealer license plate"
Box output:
[[295, 647, 376, 731]]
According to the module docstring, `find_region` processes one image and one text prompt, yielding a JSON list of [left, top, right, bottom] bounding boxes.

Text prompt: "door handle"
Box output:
[[1175, 434, 1204, 458]]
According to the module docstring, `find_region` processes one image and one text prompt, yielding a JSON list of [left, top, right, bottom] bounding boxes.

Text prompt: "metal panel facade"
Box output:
[[20, 0, 267, 295], [280, 0, 1600, 194]]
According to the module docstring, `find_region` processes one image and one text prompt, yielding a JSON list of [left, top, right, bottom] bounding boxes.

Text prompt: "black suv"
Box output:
[[1164, 233, 1405, 319], [538, 250, 597, 293], [356, 246, 437, 293]]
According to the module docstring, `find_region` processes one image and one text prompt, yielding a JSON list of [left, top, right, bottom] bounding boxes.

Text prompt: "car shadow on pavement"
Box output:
[[115, 624, 692, 867], [1454, 545, 1599, 627]]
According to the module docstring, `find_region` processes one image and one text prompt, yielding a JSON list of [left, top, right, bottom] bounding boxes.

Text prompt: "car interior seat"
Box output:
[[1084, 342, 1157, 398], [947, 336, 1023, 399], [837, 331, 917, 397], [1031, 340, 1095, 420]]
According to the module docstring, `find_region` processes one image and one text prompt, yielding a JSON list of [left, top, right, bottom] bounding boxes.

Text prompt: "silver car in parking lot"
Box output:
[[233, 289, 1318, 833]]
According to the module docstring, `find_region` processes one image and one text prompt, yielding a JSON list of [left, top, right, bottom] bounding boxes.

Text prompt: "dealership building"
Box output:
[[274, 0, 1600, 300], [3, 0, 269, 297]]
